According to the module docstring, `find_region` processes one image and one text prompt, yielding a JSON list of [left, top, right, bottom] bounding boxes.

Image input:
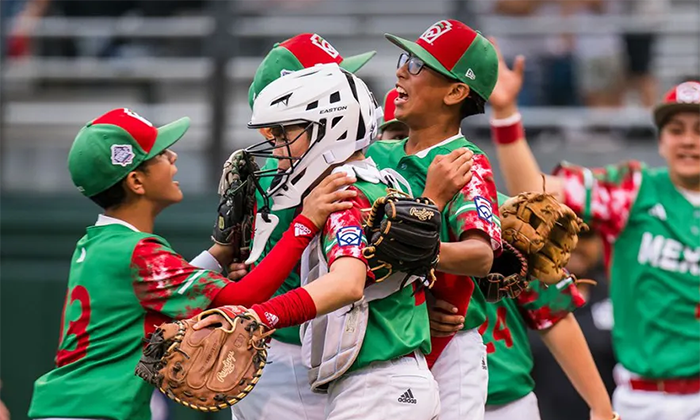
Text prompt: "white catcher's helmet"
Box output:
[[246, 63, 381, 211]]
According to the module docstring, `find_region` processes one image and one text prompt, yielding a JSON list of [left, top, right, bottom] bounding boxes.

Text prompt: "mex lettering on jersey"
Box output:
[[637, 232, 700, 275]]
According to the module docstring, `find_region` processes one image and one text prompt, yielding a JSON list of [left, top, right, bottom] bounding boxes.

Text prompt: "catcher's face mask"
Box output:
[[246, 120, 321, 210]]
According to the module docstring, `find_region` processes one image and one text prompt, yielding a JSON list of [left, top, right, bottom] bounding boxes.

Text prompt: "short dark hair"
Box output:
[[460, 91, 486, 120], [89, 161, 151, 210]]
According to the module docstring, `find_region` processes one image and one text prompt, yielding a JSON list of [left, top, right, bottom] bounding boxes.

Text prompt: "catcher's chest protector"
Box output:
[[299, 162, 418, 393]]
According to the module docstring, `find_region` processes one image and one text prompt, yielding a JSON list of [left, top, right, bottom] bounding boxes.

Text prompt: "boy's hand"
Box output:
[[423, 148, 473, 211], [301, 172, 358, 228]]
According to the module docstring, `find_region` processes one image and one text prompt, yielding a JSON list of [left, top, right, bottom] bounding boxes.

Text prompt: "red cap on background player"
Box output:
[[379, 88, 400, 130], [248, 33, 376, 109], [653, 81, 700, 128]]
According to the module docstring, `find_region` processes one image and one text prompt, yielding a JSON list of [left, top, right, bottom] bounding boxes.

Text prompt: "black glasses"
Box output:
[[397, 52, 426, 76], [397, 52, 461, 83]]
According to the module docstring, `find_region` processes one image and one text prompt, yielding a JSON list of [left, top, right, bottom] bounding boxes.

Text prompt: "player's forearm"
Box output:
[[211, 214, 319, 308], [302, 257, 366, 315], [438, 239, 494, 277], [539, 313, 614, 419], [491, 108, 564, 199], [247, 258, 365, 330]]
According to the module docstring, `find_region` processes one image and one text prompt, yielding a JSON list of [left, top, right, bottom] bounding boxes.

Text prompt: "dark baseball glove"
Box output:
[[213, 150, 259, 262], [475, 242, 530, 302], [362, 191, 442, 287], [135, 307, 273, 412], [500, 192, 588, 285]]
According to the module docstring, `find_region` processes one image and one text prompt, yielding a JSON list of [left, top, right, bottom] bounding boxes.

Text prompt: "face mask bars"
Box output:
[[245, 121, 321, 217]]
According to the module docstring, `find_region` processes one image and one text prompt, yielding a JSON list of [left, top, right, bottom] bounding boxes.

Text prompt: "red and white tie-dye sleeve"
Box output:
[[130, 237, 229, 319], [516, 277, 586, 330], [553, 160, 643, 243], [321, 186, 372, 270], [444, 153, 502, 252]]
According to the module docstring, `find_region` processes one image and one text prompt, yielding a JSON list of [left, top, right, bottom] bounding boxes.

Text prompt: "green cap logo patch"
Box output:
[[110, 144, 135, 166]]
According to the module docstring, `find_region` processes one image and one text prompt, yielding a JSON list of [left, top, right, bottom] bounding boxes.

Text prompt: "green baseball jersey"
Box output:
[[366, 135, 502, 331], [29, 217, 229, 420], [555, 161, 700, 378], [317, 174, 431, 371], [253, 158, 303, 345]]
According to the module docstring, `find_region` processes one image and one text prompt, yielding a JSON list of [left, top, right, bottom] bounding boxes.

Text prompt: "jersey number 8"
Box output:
[[56, 286, 92, 367]]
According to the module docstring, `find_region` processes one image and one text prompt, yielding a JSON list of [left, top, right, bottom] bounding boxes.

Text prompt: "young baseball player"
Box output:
[[234, 62, 458, 420], [27, 108, 356, 420], [487, 37, 700, 420], [430, 191, 616, 420], [367, 19, 502, 420], [378, 88, 409, 140], [230, 32, 377, 420]]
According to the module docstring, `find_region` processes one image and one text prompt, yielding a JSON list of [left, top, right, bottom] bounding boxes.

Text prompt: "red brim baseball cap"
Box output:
[[653, 81, 700, 127]]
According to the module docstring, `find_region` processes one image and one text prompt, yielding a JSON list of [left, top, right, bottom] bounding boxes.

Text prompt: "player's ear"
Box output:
[[123, 171, 147, 196], [258, 127, 274, 141], [444, 83, 470, 107]]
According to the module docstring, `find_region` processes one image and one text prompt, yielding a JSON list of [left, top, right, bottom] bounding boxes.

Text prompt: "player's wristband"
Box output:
[[291, 213, 321, 238], [490, 112, 525, 145], [611, 412, 620, 420], [251, 287, 317, 329]]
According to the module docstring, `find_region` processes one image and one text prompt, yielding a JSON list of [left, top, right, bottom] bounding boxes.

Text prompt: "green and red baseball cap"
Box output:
[[379, 88, 400, 130], [248, 33, 376, 109], [67, 108, 190, 197], [385, 19, 498, 101], [653, 81, 700, 127]]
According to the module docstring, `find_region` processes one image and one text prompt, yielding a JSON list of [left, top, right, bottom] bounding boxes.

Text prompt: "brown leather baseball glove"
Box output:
[[475, 242, 530, 302], [500, 192, 588, 285], [135, 306, 274, 412]]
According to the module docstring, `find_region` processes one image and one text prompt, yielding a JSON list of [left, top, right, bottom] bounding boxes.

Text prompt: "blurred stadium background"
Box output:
[[0, 0, 698, 419]]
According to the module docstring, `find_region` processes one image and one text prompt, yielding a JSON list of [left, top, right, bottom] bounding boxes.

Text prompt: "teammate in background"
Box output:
[[230, 32, 377, 420], [487, 35, 700, 420], [377, 88, 408, 140], [27, 108, 356, 420], [367, 20, 502, 420], [429, 192, 616, 420], [225, 63, 463, 420]]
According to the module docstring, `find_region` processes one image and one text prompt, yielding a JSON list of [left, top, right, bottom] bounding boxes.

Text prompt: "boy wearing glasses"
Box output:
[[367, 20, 502, 420]]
